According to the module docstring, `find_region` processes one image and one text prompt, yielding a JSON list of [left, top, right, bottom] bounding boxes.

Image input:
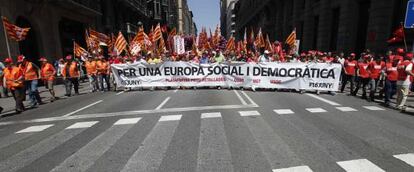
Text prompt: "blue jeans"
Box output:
[[384, 80, 397, 104], [25, 80, 42, 105]]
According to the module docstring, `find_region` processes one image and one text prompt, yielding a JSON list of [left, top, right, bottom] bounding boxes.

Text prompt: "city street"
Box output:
[[0, 87, 414, 172]]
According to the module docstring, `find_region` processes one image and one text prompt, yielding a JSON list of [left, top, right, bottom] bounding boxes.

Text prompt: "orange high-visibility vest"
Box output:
[[96, 60, 109, 75], [61, 62, 80, 78], [3, 66, 24, 90], [41, 63, 56, 81], [20, 62, 39, 80], [85, 61, 97, 75]]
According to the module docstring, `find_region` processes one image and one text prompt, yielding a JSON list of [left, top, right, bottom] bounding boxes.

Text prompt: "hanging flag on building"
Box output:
[[285, 28, 296, 47], [114, 31, 128, 55], [2, 16, 30, 41]]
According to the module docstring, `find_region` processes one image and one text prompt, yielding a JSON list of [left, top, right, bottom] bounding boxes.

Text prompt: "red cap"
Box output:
[[17, 55, 25, 62], [4, 57, 13, 63], [39, 57, 47, 62], [406, 53, 414, 59], [350, 53, 356, 57], [397, 48, 405, 54], [65, 55, 72, 60]]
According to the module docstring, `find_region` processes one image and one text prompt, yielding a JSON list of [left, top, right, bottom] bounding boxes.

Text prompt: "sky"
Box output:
[[187, 0, 220, 33]]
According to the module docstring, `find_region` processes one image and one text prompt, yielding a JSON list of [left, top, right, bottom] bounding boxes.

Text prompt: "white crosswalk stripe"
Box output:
[[336, 107, 358, 112], [197, 112, 233, 171], [272, 165, 313, 172], [393, 153, 414, 167], [16, 124, 54, 133], [66, 121, 98, 129], [363, 106, 385, 111], [274, 109, 295, 114], [336, 159, 385, 172], [121, 115, 181, 172], [50, 120, 139, 172], [306, 108, 327, 113], [239, 111, 261, 116]]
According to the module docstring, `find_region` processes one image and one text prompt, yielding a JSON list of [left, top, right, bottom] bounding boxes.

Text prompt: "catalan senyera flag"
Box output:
[[73, 42, 88, 58], [254, 28, 265, 48], [2, 16, 30, 41], [114, 31, 128, 55], [226, 36, 235, 51], [89, 28, 110, 45], [285, 28, 296, 47], [158, 35, 166, 54], [152, 23, 162, 42], [108, 33, 116, 54]]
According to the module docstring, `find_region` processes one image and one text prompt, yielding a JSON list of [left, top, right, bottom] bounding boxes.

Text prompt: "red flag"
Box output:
[[387, 25, 405, 44], [2, 16, 30, 41]]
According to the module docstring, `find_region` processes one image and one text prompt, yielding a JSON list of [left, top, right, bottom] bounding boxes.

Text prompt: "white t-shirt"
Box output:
[[397, 63, 412, 86]]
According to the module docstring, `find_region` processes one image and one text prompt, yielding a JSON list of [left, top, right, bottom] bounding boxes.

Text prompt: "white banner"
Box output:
[[111, 62, 342, 91]]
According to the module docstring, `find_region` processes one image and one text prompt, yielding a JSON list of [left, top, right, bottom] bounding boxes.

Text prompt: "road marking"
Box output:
[[16, 124, 54, 133], [0, 104, 258, 126], [272, 166, 313, 172], [197, 112, 233, 171], [274, 109, 295, 115], [394, 153, 414, 167], [159, 115, 182, 122], [363, 106, 385, 111], [306, 108, 327, 113], [121, 116, 180, 172], [337, 159, 385, 172], [116, 91, 125, 95], [201, 112, 222, 119], [62, 100, 103, 117], [66, 121, 98, 129], [50, 121, 135, 172], [233, 90, 247, 105], [114, 118, 142, 125], [155, 97, 170, 110], [306, 93, 341, 106], [0, 127, 87, 172], [336, 107, 358, 112], [239, 111, 260, 117], [241, 91, 258, 106]]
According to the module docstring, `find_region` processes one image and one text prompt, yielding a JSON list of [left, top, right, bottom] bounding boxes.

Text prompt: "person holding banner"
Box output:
[[39, 57, 57, 102], [62, 55, 80, 96], [3, 58, 25, 113], [18, 55, 43, 107]]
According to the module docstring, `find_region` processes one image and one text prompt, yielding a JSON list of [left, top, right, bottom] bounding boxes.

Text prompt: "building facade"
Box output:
[[0, 0, 185, 62], [234, 0, 413, 54], [220, 0, 238, 38], [171, 0, 196, 35]]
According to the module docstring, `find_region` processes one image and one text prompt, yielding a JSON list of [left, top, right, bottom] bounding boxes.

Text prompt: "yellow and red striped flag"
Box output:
[[89, 28, 109, 45], [152, 23, 162, 42], [73, 42, 88, 58], [2, 16, 30, 41], [114, 31, 128, 55], [254, 28, 265, 48], [285, 28, 296, 47], [226, 36, 235, 51]]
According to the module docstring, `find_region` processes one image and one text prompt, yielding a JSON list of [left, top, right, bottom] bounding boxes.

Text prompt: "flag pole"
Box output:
[[401, 22, 408, 52], [2, 16, 12, 58]]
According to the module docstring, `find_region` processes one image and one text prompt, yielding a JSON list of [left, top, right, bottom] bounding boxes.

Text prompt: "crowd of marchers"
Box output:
[[1, 47, 414, 114]]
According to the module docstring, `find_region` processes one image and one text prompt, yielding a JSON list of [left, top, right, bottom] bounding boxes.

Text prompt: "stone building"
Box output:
[[0, 0, 181, 62], [220, 0, 238, 38], [171, 0, 196, 35], [234, 0, 413, 54]]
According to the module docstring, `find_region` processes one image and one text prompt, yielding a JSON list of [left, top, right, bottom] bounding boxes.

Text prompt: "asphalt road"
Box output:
[[0, 88, 414, 172]]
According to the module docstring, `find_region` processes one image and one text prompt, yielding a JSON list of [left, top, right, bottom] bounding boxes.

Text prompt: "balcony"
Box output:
[[49, 0, 102, 16], [122, 0, 149, 17]]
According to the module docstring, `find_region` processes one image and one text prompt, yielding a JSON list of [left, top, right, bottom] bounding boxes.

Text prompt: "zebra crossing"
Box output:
[[0, 106, 413, 172]]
